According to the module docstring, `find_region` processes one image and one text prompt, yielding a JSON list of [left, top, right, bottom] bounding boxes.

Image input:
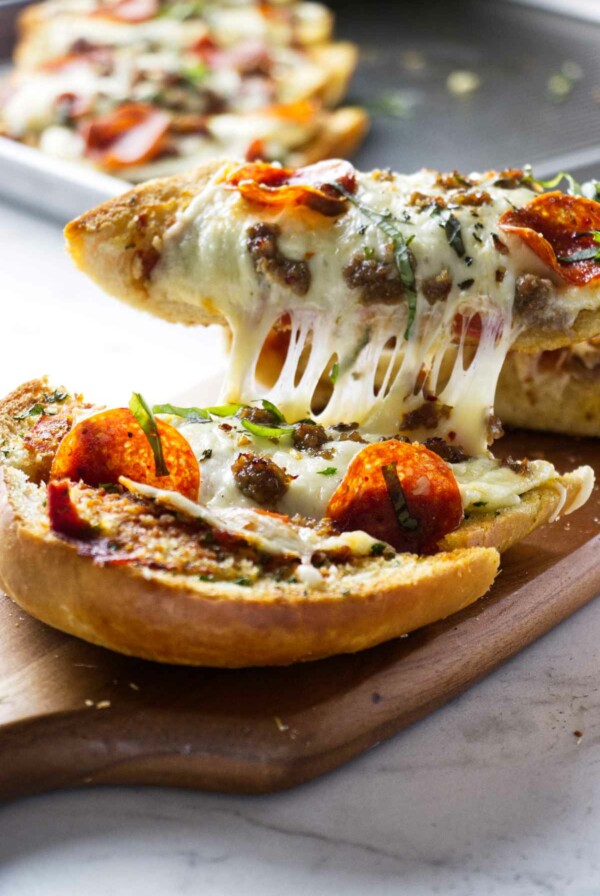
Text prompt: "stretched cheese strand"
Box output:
[[158, 165, 597, 454]]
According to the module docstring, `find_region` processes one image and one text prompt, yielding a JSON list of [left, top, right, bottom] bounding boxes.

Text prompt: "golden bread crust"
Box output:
[[495, 350, 600, 438], [440, 471, 591, 552], [0, 379, 499, 667]]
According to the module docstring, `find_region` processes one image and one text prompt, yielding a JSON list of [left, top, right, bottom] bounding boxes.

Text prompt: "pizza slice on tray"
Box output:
[[16, 0, 334, 68], [0, 159, 596, 666], [1, 0, 363, 180]]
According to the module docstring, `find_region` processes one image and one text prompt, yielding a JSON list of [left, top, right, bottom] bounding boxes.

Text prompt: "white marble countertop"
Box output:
[[0, 199, 599, 896]]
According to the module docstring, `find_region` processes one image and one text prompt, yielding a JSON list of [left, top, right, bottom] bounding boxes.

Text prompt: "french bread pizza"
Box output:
[[495, 338, 600, 438], [1, 0, 365, 180], [1, 158, 597, 666]]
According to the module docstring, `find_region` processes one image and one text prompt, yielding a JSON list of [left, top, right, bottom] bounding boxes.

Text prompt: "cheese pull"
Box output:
[[66, 160, 600, 455]]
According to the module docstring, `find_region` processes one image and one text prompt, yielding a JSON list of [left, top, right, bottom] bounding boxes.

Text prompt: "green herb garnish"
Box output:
[[330, 361, 339, 385], [317, 467, 338, 476], [370, 541, 388, 556], [205, 403, 245, 417], [158, 0, 205, 19], [181, 62, 207, 86], [557, 230, 600, 264], [44, 390, 68, 404], [524, 169, 600, 202], [153, 403, 209, 423], [431, 205, 466, 258], [200, 448, 213, 462], [129, 393, 169, 477], [334, 182, 417, 339], [241, 419, 293, 440], [14, 403, 45, 420], [261, 399, 286, 423], [233, 577, 252, 587], [381, 464, 419, 531]]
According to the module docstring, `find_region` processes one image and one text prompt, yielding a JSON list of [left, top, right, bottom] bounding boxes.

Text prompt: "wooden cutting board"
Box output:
[[0, 431, 598, 802]]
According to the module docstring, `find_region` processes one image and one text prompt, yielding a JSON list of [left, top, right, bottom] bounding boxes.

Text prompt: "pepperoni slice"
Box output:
[[48, 480, 95, 540], [81, 103, 170, 170], [225, 159, 356, 217], [50, 408, 200, 501], [326, 440, 463, 554], [499, 192, 600, 285]]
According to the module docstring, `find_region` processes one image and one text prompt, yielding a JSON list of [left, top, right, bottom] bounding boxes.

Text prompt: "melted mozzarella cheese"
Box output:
[[451, 456, 558, 511], [157, 166, 599, 455], [120, 475, 379, 564], [160, 416, 562, 519]]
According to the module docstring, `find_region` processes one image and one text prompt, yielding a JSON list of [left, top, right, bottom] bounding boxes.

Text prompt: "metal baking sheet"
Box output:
[[1, 0, 600, 222]]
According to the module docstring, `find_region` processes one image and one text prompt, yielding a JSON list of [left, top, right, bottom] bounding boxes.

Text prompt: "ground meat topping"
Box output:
[[247, 223, 311, 296], [423, 437, 468, 464], [238, 405, 280, 426], [421, 268, 452, 304], [514, 273, 556, 324], [435, 171, 475, 190], [408, 191, 442, 209], [231, 452, 292, 505], [338, 430, 366, 444], [292, 422, 328, 451], [453, 190, 492, 207], [343, 250, 406, 304], [486, 413, 505, 444], [501, 456, 530, 475], [400, 401, 452, 431]]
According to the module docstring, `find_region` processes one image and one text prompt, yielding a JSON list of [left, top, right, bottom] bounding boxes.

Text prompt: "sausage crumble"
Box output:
[[232, 452, 292, 505], [247, 223, 311, 296]]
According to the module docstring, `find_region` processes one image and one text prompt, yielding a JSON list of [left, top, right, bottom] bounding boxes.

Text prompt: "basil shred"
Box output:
[[381, 463, 419, 531], [333, 182, 418, 340], [431, 206, 466, 258], [241, 419, 293, 440], [153, 403, 209, 423], [130, 393, 170, 477], [557, 230, 600, 264], [524, 168, 600, 202]]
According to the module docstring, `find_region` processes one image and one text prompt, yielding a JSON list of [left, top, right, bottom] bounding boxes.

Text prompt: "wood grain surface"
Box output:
[[0, 432, 598, 802]]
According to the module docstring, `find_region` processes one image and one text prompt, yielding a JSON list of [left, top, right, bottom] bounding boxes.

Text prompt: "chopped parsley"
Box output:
[[317, 467, 338, 476], [330, 361, 339, 385], [14, 403, 45, 420]]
